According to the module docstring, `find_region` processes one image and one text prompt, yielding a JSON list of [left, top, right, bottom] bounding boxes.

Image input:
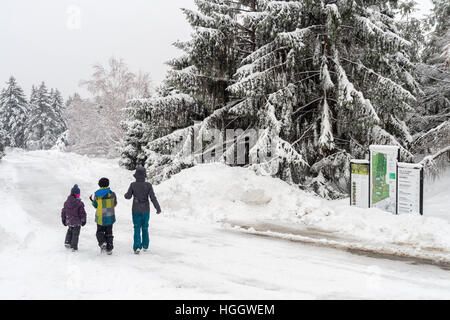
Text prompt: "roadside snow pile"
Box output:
[[0, 152, 38, 248], [312, 204, 450, 252], [1, 149, 448, 259], [157, 163, 333, 223], [158, 163, 450, 254], [0, 195, 36, 247]]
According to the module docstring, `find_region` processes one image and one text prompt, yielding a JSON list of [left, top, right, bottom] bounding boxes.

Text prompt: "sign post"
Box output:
[[397, 163, 424, 215], [350, 160, 370, 208], [369, 145, 400, 214]]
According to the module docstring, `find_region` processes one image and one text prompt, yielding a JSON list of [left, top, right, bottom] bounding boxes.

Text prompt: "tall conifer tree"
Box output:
[[0, 76, 29, 147], [24, 82, 67, 150], [228, 0, 419, 196], [0, 126, 5, 159], [412, 0, 450, 135], [123, 0, 421, 198]]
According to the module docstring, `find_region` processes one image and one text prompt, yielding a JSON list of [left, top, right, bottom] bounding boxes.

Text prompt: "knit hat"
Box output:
[[71, 184, 80, 195], [98, 177, 110, 188]]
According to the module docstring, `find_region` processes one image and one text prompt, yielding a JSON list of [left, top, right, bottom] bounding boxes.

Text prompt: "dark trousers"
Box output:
[[65, 226, 81, 250], [96, 224, 114, 251]]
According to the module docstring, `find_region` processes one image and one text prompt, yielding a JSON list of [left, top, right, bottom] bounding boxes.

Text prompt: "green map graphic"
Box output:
[[372, 153, 390, 203]]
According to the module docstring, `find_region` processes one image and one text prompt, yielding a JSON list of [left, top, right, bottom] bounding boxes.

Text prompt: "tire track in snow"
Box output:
[[224, 220, 450, 270]]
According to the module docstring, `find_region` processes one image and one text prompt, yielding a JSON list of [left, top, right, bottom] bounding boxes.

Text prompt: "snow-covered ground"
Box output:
[[0, 149, 449, 299], [424, 169, 450, 222], [159, 163, 450, 262]]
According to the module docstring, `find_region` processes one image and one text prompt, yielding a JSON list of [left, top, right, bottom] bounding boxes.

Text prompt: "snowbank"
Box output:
[[1, 149, 449, 260], [158, 163, 331, 223], [1, 150, 449, 299], [158, 163, 450, 258]]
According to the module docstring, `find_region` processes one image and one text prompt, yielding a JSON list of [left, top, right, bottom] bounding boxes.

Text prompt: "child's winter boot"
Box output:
[[99, 242, 107, 254]]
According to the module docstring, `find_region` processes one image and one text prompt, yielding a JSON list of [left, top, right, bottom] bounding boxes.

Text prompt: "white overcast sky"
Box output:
[[0, 0, 433, 99]]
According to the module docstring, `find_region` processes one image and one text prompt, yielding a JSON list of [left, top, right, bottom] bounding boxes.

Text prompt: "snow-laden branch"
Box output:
[[355, 15, 411, 48], [420, 145, 450, 165], [342, 58, 416, 102], [334, 55, 380, 122]]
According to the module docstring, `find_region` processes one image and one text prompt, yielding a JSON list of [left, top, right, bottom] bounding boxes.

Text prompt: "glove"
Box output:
[[62, 218, 67, 226], [156, 211, 162, 215], [81, 220, 86, 227], [89, 195, 93, 202]]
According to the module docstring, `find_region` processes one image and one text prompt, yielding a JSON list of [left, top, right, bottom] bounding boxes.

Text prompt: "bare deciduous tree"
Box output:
[[66, 57, 152, 157]]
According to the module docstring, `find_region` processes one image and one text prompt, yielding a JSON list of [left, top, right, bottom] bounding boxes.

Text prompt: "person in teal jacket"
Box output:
[[124, 166, 161, 254]]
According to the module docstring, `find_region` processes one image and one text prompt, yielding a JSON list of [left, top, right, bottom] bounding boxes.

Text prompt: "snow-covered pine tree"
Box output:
[[228, 0, 419, 198], [120, 98, 155, 170], [0, 125, 5, 159], [411, 0, 449, 137], [50, 88, 65, 120], [0, 76, 29, 148], [165, 0, 248, 108], [423, 0, 450, 66], [50, 88, 69, 150], [121, 0, 259, 174], [29, 85, 38, 106], [396, 0, 425, 62], [24, 82, 67, 150]]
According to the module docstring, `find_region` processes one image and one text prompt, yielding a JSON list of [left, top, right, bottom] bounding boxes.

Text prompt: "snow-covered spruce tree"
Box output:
[[423, 0, 450, 67], [120, 80, 205, 170], [24, 82, 67, 150], [50, 88, 69, 150], [121, 0, 259, 176], [29, 85, 38, 107], [0, 76, 29, 148], [50, 89, 65, 120], [121, 88, 205, 177], [228, 0, 419, 198], [164, 0, 257, 108], [120, 99, 155, 170], [396, 0, 425, 62], [411, 0, 450, 137]]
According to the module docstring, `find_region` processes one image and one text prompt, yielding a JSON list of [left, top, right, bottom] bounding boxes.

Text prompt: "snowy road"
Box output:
[[0, 150, 449, 299]]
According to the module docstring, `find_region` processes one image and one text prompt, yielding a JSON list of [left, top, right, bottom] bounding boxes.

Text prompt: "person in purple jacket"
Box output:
[[61, 184, 87, 252]]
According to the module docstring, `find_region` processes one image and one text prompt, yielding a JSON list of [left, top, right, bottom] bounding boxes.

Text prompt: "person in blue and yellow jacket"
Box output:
[[90, 177, 117, 255]]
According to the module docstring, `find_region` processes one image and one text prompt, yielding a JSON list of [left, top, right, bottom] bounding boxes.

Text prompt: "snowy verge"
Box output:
[[225, 223, 450, 265], [1, 149, 449, 263], [158, 163, 450, 262]]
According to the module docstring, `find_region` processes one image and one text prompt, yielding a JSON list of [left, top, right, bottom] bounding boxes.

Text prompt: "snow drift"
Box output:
[[1, 149, 449, 261], [1, 149, 449, 299]]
